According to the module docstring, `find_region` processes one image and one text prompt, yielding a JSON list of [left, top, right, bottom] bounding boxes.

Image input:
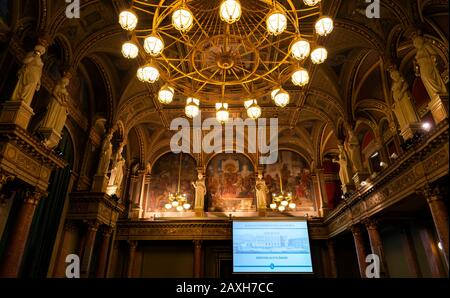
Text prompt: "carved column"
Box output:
[[351, 225, 368, 278], [95, 226, 113, 278], [422, 186, 449, 268], [315, 168, 329, 217], [53, 220, 79, 277], [327, 239, 338, 278], [126, 240, 138, 278], [0, 190, 45, 277], [80, 220, 100, 278], [400, 225, 422, 277], [193, 240, 203, 278], [419, 225, 447, 277], [364, 219, 389, 277]]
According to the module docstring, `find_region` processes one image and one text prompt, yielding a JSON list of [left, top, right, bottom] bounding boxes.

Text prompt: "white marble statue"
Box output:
[[96, 133, 113, 176], [112, 156, 125, 195], [10, 45, 46, 106], [333, 144, 353, 189], [255, 173, 269, 210], [192, 173, 206, 210], [389, 69, 419, 129], [345, 129, 364, 173], [40, 75, 70, 135], [413, 35, 448, 99]]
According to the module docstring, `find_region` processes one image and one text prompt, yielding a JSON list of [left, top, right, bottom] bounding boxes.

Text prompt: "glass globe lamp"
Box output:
[[266, 10, 287, 36], [271, 88, 290, 107], [185, 97, 200, 118], [158, 85, 175, 104], [290, 38, 310, 60], [119, 10, 138, 31], [291, 68, 309, 86], [315, 16, 333, 36], [172, 6, 194, 32], [144, 34, 164, 56], [136, 65, 160, 83], [311, 47, 328, 64], [121, 41, 139, 59], [220, 0, 241, 24]]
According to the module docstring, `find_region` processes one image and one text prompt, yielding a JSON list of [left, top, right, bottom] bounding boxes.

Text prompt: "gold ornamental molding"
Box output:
[[116, 218, 328, 241], [325, 119, 449, 237], [0, 124, 67, 192], [67, 192, 126, 228]]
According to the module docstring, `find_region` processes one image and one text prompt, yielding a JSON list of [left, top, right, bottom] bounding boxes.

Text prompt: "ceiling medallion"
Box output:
[[119, 0, 332, 121]]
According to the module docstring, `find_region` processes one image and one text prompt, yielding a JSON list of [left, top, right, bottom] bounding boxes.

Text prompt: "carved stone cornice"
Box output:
[[325, 120, 449, 237], [0, 124, 67, 192], [67, 192, 126, 228], [115, 218, 328, 241]]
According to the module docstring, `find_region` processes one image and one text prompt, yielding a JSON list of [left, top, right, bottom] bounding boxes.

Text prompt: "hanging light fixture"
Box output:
[[311, 46, 328, 64], [315, 16, 333, 36], [144, 34, 164, 56], [119, 10, 138, 31], [121, 41, 139, 59], [266, 9, 287, 36], [165, 153, 191, 212], [158, 85, 175, 104], [185, 97, 200, 118], [136, 64, 160, 83], [271, 88, 290, 107], [244, 99, 262, 119], [303, 0, 321, 6], [220, 0, 242, 24], [172, 5, 194, 32], [216, 102, 230, 123], [290, 38, 310, 60], [291, 68, 309, 86], [270, 174, 296, 212]]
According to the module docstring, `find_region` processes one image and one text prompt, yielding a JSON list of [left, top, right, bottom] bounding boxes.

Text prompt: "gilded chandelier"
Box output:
[[119, 0, 333, 121]]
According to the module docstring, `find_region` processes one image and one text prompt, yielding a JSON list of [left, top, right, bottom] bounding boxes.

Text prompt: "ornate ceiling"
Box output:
[[2, 0, 448, 169]]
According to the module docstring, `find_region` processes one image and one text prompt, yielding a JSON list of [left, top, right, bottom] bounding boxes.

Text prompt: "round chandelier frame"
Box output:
[[120, 0, 331, 111]]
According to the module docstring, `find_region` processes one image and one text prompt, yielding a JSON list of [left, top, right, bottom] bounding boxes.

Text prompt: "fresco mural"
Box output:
[[206, 153, 255, 212], [263, 150, 315, 210], [148, 153, 196, 212]]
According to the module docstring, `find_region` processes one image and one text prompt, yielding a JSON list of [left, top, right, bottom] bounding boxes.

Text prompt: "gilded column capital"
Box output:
[[363, 218, 380, 230], [83, 219, 100, 232], [128, 240, 138, 249], [24, 189, 47, 205], [416, 185, 442, 203], [193, 240, 203, 248], [350, 224, 363, 236], [64, 220, 78, 232]]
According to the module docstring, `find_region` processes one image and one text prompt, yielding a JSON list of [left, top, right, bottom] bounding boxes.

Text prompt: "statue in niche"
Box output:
[[192, 173, 206, 210], [333, 144, 353, 190], [345, 129, 364, 173], [413, 35, 448, 99], [112, 155, 125, 195], [255, 173, 269, 210], [96, 132, 113, 176], [10, 45, 46, 105], [108, 145, 125, 194], [40, 74, 70, 135], [389, 68, 419, 129]]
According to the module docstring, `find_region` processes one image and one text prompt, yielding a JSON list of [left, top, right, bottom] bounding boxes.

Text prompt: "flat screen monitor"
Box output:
[[232, 220, 313, 273]]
